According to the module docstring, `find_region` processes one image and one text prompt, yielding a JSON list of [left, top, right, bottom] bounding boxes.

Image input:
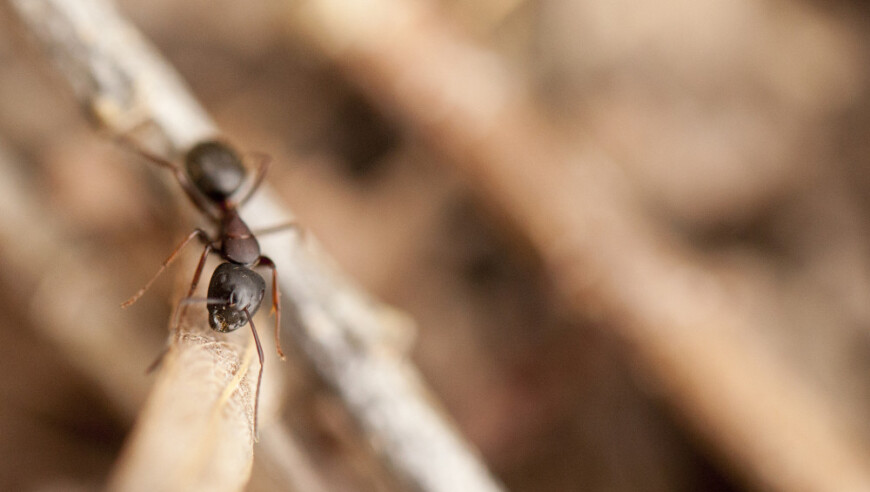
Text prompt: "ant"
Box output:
[[121, 139, 295, 436]]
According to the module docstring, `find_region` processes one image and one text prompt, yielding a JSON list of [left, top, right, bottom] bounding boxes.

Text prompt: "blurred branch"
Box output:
[[8, 1, 504, 491], [286, 0, 870, 491]]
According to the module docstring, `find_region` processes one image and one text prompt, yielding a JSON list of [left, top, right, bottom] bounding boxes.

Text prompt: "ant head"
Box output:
[[185, 141, 246, 203], [207, 263, 266, 333]]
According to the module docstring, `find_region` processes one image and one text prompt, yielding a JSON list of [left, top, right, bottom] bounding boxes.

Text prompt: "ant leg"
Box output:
[[185, 242, 214, 297], [115, 135, 220, 219], [255, 256, 285, 359], [115, 133, 178, 171], [173, 243, 215, 332], [236, 151, 271, 207], [177, 242, 215, 322], [244, 308, 265, 439], [251, 221, 302, 240], [145, 347, 169, 374], [135, 240, 214, 373], [121, 229, 211, 308]]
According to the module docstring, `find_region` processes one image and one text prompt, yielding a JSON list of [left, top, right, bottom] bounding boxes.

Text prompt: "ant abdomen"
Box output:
[[185, 141, 246, 202], [207, 262, 266, 333]]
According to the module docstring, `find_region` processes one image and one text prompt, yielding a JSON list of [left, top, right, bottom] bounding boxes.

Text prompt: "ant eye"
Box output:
[[228, 293, 237, 305]]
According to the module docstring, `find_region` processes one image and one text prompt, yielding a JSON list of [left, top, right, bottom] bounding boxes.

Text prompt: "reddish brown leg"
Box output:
[[122, 229, 211, 308], [236, 152, 271, 207], [116, 135, 220, 219], [255, 256, 285, 360], [177, 242, 215, 321], [251, 221, 301, 239], [144, 349, 168, 374], [142, 243, 217, 374], [244, 308, 265, 439]]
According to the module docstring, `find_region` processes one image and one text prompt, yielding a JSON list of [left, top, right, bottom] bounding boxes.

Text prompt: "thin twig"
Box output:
[[106, 332, 259, 492], [286, 0, 870, 491], [8, 1, 504, 491]]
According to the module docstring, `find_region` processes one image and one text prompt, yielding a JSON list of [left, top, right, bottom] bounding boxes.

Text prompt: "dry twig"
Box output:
[[8, 1, 504, 491]]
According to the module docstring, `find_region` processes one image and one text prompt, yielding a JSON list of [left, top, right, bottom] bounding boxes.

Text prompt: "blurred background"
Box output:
[[0, 0, 868, 490]]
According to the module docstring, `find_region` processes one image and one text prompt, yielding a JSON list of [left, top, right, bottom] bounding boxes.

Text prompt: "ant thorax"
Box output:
[[220, 210, 261, 266]]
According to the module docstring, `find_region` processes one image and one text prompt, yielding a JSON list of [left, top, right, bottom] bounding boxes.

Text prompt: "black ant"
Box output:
[[121, 139, 295, 436]]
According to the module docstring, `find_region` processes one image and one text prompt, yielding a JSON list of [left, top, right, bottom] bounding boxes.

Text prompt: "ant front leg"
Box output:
[[255, 256, 285, 359], [176, 241, 217, 322], [139, 238, 216, 372], [122, 229, 212, 308], [244, 308, 265, 439]]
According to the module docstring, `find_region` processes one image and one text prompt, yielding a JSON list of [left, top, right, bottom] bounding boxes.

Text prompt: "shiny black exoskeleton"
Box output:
[[185, 141, 246, 202], [207, 263, 265, 333], [122, 139, 295, 436]]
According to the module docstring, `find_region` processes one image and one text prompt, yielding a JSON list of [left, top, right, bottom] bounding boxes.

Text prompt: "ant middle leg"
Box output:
[[122, 229, 212, 308], [255, 256, 285, 359]]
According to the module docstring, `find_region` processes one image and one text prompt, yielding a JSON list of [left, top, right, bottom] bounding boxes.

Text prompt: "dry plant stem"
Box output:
[[107, 326, 256, 492], [9, 1, 505, 491], [288, 0, 870, 491]]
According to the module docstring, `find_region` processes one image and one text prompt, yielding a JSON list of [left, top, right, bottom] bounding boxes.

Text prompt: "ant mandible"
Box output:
[[121, 139, 295, 436]]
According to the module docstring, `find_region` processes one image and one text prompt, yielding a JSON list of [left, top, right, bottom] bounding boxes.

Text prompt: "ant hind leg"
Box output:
[[116, 135, 220, 218]]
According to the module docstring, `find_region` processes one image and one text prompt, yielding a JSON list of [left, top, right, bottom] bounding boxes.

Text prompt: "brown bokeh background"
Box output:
[[0, 0, 869, 490]]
